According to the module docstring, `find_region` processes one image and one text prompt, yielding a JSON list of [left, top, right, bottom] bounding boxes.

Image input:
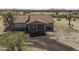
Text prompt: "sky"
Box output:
[[0, 0, 79, 9]]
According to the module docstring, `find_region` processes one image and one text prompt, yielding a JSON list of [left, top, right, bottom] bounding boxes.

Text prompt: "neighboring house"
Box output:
[[0, 16, 5, 34], [13, 14, 54, 33]]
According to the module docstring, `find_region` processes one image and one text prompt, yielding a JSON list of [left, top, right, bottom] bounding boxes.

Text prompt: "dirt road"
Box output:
[[27, 35, 76, 51]]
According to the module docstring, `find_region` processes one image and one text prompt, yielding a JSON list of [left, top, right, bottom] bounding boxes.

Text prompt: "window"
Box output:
[[30, 24, 36, 31], [38, 24, 44, 30]]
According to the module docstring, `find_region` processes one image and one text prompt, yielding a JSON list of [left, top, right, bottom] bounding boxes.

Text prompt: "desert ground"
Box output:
[[1, 15, 79, 51], [25, 31, 79, 51]]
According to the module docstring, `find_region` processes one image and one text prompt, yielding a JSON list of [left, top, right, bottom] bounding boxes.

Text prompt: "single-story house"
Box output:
[[13, 14, 54, 33]]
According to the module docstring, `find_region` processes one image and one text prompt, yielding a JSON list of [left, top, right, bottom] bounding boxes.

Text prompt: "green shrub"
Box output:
[[0, 32, 29, 51]]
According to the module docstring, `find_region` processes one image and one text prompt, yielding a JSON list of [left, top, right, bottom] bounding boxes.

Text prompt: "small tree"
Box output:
[[3, 12, 15, 30], [68, 17, 72, 28], [68, 14, 74, 30]]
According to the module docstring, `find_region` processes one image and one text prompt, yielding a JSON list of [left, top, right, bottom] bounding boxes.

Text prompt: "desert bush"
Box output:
[[0, 32, 29, 51], [2, 12, 15, 29]]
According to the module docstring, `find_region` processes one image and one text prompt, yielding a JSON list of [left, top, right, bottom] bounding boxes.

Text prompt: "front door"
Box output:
[[38, 24, 45, 32]]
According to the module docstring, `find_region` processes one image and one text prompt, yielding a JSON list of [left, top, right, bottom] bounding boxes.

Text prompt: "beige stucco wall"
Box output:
[[0, 16, 5, 34]]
